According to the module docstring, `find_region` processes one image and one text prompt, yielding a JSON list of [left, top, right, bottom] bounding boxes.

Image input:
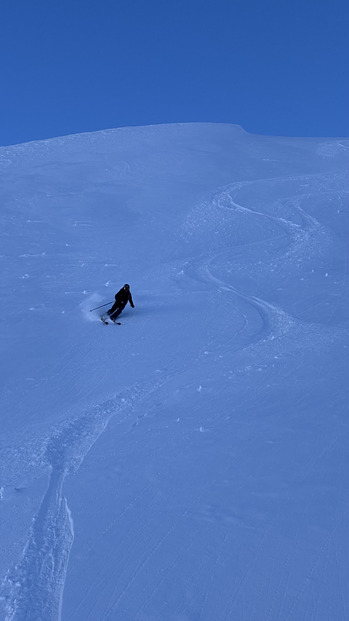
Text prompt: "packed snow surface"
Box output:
[[0, 123, 348, 620]]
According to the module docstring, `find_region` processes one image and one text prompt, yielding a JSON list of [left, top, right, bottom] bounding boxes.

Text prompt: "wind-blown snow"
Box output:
[[0, 123, 348, 620]]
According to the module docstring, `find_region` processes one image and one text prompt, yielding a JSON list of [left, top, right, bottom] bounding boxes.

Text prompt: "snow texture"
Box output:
[[0, 123, 348, 620]]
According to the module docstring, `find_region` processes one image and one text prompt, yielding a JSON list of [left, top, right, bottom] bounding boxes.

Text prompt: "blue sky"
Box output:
[[1, 0, 348, 145]]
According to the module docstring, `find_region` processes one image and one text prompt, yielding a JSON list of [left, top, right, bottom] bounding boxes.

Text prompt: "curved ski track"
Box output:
[[183, 173, 340, 357], [0, 383, 163, 621]]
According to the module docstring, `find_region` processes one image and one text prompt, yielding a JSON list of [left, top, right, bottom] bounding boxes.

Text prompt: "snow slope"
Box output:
[[0, 123, 348, 620]]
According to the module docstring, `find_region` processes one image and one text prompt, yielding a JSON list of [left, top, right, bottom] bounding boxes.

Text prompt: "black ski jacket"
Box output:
[[114, 286, 134, 308]]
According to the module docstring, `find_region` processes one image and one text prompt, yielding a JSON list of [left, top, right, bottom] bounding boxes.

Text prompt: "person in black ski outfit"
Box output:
[[106, 284, 135, 321]]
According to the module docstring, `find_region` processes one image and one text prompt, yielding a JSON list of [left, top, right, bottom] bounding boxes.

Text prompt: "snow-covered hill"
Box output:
[[0, 123, 348, 620]]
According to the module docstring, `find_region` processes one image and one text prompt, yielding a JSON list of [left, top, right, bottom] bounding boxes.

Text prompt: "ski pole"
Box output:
[[89, 301, 114, 312]]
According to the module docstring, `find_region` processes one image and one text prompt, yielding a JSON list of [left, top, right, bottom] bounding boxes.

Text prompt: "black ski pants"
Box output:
[[107, 302, 126, 321]]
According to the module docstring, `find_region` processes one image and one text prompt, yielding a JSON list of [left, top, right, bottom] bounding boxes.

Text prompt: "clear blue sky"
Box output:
[[1, 0, 348, 145]]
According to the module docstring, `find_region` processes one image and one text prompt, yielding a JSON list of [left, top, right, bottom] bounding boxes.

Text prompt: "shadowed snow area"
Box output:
[[0, 123, 348, 620]]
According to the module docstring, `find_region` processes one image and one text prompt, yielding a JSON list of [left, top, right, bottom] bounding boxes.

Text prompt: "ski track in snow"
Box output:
[[184, 173, 339, 355], [0, 384, 162, 621]]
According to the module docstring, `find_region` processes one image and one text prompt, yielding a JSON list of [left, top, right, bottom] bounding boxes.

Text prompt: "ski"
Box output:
[[101, 316, 121, 325]]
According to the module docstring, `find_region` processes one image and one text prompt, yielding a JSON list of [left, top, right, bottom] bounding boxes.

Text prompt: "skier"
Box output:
[[104, 284, 135, 322]]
